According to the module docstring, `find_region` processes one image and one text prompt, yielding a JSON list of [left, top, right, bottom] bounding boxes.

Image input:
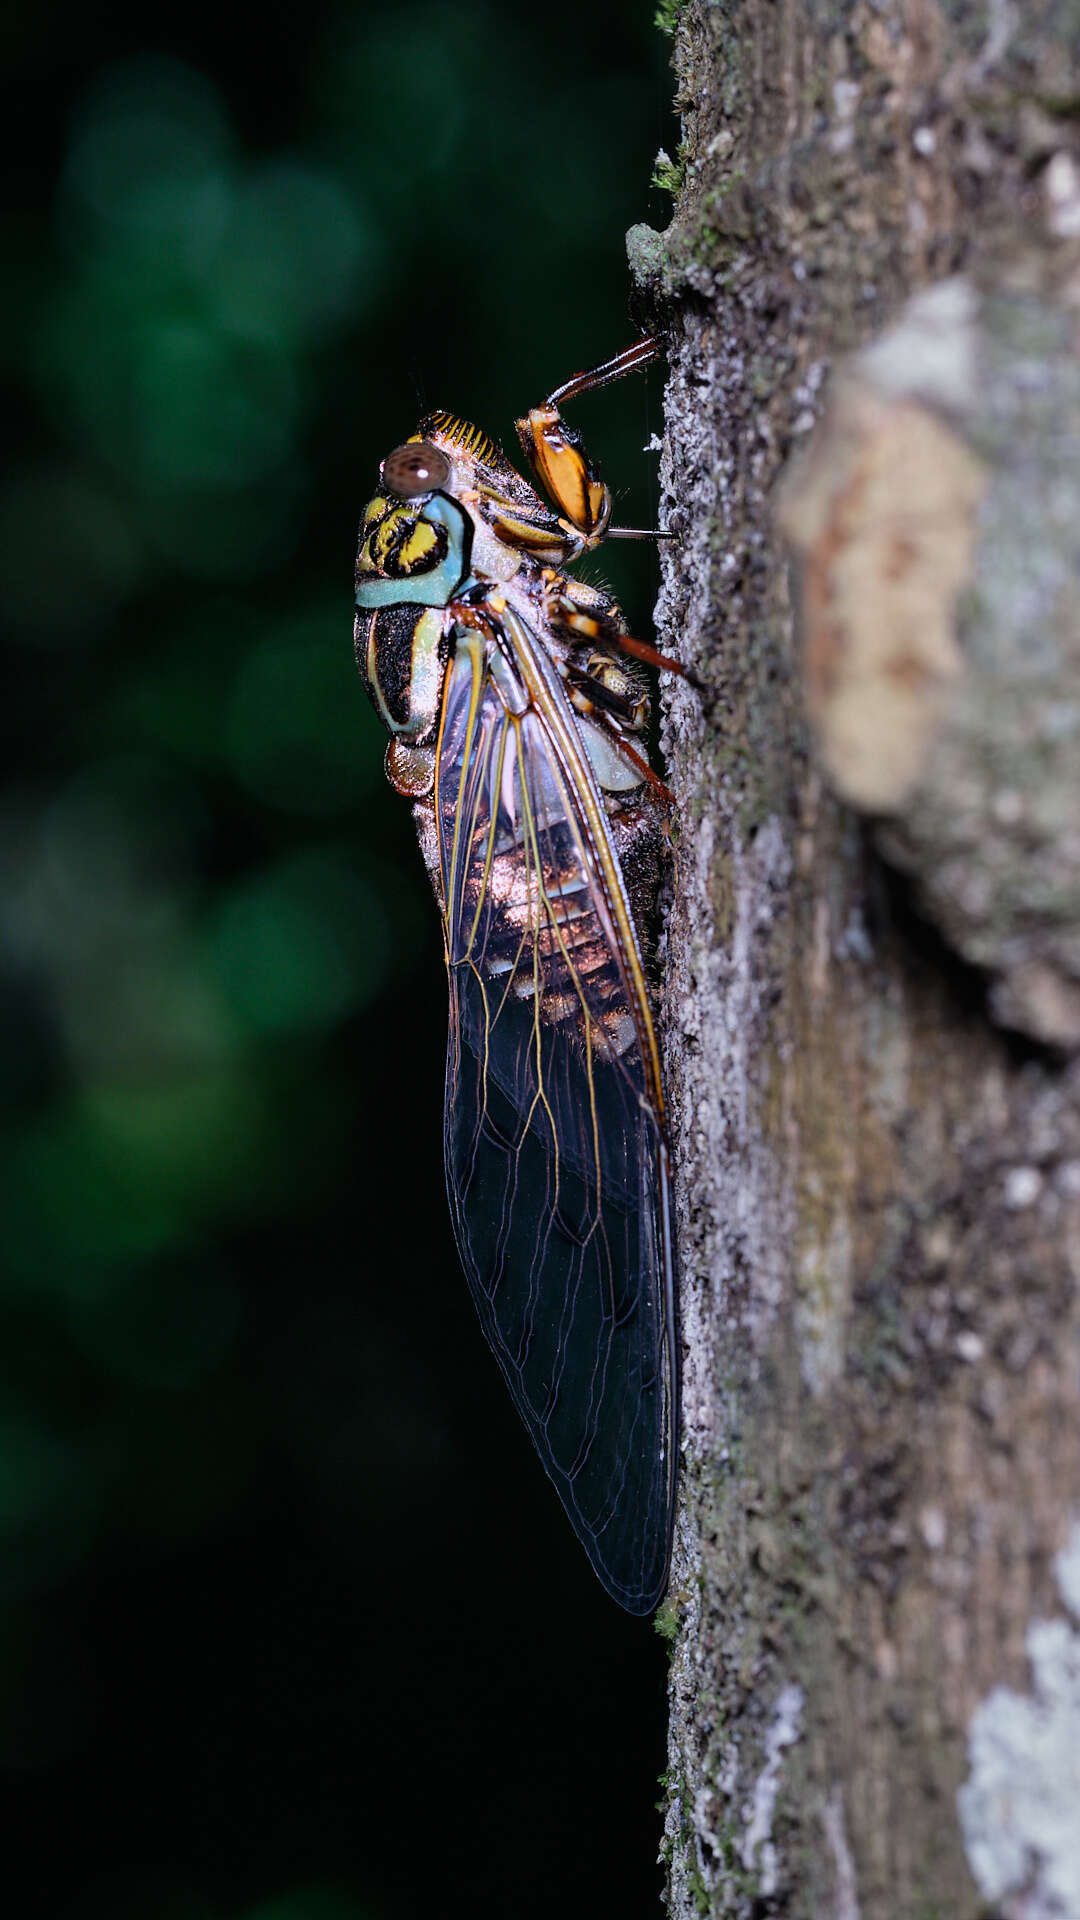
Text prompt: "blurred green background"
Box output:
[[1, 3, 677, 1915]]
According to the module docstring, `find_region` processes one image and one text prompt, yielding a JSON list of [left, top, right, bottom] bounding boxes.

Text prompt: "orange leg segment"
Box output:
[[611, 630, 699, 685], [515, 335, 667, 548]]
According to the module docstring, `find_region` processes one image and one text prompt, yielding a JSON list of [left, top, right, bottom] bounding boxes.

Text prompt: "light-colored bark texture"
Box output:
[[628, 4, 1080, 1916]]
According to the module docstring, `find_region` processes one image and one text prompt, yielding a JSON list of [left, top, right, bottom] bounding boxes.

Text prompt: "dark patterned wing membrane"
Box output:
[[435, 624, 677, 1613]]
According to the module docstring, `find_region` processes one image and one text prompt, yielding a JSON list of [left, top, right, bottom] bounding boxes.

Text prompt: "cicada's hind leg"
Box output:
[[515, 337, 663, 554]]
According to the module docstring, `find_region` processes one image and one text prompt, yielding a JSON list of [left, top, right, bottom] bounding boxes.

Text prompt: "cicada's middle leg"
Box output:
[[542, 573, 675, 802]]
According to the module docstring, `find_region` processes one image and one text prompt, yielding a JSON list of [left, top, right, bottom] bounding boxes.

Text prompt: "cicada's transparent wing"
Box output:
[[435, 626, 676, 1614]]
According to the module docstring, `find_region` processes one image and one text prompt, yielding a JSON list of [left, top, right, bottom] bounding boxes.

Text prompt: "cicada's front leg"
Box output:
[[515, 404, 611, 552], [515, 336, 662, 556]]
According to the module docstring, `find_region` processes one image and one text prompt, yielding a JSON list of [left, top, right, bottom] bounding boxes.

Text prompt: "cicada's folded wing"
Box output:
[[435, 623, 676, 1614]]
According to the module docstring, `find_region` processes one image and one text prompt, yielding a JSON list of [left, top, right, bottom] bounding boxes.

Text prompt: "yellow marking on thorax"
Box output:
[[370, 507, 438, 572]]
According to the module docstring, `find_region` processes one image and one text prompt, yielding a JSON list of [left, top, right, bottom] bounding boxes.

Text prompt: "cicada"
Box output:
[[354, 337, 678, 1613]]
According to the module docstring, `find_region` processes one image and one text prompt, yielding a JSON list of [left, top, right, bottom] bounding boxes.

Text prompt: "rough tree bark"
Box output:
[[627, 4, 1080, 1916]]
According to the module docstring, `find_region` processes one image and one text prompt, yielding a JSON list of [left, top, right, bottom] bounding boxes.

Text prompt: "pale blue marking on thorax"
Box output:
[[355, 493, 474, 610]]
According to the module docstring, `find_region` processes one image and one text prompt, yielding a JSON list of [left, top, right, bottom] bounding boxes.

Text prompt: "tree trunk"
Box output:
[[628, 4, 1080, 1915]]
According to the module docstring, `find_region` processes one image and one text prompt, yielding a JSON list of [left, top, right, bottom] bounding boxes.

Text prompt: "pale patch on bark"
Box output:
[[784, 268, 1080, 1048], [740, 1684, 804, 1896], [822, 1787, 861, 1920], [782, 387, 983, 813]]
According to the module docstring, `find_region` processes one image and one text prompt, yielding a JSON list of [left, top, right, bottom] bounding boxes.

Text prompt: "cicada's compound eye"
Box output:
[[381, 441, 451, 499]]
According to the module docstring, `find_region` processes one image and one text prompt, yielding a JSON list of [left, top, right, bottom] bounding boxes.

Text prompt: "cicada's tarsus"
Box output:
[[354, 337, 679, 1614]]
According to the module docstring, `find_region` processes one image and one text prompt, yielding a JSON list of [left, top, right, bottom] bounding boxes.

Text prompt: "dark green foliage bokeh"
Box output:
[[2, 3, 677, 1914]]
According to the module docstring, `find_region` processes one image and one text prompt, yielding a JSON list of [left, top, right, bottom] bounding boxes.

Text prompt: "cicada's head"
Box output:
[[354, 435, 475, 612]]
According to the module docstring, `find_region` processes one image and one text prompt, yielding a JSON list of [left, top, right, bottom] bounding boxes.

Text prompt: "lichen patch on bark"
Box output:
[[957, 1517, 1080, 1919]]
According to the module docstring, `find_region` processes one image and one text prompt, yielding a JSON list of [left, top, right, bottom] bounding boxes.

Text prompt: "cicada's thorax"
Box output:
[[354, 408, 652, 803], [353, 476, 461, 795], [355, 416, 537, 798]]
